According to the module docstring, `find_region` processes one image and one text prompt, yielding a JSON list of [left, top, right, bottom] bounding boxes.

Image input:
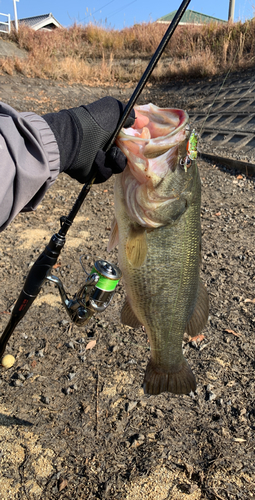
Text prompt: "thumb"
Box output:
[[105, 146, 127, 174]]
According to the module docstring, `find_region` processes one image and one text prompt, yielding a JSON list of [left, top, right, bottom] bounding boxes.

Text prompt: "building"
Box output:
[[18, 13, 62, 31], [157, 10, 227, 26]]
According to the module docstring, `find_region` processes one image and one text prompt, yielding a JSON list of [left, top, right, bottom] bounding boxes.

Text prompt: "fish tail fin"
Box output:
[[143, 358, 196, 395]]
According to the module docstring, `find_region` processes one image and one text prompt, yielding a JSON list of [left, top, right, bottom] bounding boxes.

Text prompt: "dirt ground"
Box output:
[[0, 74, 254, 500]]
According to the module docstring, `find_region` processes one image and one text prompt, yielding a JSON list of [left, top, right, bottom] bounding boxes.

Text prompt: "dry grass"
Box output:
[[0, 19, 255, 85]]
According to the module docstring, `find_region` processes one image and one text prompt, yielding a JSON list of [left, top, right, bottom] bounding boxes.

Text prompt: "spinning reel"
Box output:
[[0, 204, 122, 359], [47, 259, 121, 326]]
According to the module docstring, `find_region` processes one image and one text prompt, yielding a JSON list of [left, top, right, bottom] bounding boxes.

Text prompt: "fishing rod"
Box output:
[[0, 0, 191, 360]]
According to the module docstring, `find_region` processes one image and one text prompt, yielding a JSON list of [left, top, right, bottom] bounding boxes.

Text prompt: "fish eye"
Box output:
[[180, 156, 192, 169]]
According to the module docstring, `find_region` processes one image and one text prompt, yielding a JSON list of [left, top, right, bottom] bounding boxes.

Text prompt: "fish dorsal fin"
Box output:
[[107, 217, 119, 252], [126, 225, 147, 268], [185, 279, 209, 338], [121, 297, 142, 328]]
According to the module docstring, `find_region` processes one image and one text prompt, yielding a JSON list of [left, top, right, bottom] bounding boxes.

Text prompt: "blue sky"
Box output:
[[0, 0, 254, 29]]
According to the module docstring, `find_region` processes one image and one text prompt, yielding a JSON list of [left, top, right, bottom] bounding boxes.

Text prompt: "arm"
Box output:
[[0, 97, 140, 232], [0, 102, 60, 232]]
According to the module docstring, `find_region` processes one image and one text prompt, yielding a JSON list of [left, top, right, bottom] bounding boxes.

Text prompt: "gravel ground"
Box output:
[[0, 73, 254, 500]]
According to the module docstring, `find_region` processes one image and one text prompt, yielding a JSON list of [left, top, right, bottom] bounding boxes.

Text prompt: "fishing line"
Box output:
[[81, 0, 117, 22], [198, 22, 249, 139], [106, 0, 138, 20], [92, 0, 117, 17]]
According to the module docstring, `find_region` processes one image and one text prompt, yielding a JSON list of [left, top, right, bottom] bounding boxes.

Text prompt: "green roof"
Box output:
[[157, 9, 227, 24]]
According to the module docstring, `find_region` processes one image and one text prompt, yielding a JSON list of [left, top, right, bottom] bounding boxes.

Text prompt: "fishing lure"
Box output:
[[187, 129, 198, 161], [181, 129, 199, 172]]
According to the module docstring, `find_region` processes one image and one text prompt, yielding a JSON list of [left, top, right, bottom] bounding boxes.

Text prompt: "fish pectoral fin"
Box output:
[[185, 279, 209, 338], [126, 226, 147, 268], [143, 358, 196, 395], [121, 297, 143, 328], [107, 217, 119, 252]]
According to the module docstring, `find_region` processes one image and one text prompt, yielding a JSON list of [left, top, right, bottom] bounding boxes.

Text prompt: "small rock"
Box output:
[[36, 350, 44, 358], [60, 319, 69, 326], [112, 345, 119, 353], [208, 391, 216, 402], [63, 387, 71, 395], [130, 434, 145, 448], [17, 373, 26, 381], [66, 342, 74, 349], [41, 396, 50, 404], [156, 409, 164, 418], [71, 384, 78, 390], [21, 364, 30, 371], [138, 434, 145, 441], [58, 478, 68, 492], [191, 340, 198, 348], [189, 390, 196, 399], [68, 372, 76, 381], [139, 399, 147, 407], [79, 355, 86, 362], [98, 321, 108, 328], [13, 380, 23, 387], [126, 401, 138, 412], [27, 351, 35, 358]]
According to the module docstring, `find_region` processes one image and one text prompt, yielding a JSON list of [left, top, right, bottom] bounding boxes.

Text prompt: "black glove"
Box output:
[[43, 97, 135, 184]]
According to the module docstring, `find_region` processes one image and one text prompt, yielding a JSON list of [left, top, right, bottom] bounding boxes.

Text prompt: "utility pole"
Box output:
[[13, 0, 19, 31], [228, 0, 235, 22]]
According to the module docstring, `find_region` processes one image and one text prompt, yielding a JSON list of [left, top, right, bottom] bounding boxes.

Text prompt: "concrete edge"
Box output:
[[198, 151, 255, 177]]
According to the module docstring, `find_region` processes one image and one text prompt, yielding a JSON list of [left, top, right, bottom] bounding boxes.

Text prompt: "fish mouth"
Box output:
[[116, 104, 190, 183], [116, 104, 192, 228], [119, 104, 189, 155]]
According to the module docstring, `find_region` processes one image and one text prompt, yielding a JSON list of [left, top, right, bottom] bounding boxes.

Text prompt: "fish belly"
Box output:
[[115, 175, 201, 395]]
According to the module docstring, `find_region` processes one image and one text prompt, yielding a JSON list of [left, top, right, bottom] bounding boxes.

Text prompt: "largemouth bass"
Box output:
[[108, 104, 209, 395]]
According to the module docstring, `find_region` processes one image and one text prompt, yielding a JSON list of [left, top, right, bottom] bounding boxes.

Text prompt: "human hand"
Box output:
[[44, 97, 138, 184]]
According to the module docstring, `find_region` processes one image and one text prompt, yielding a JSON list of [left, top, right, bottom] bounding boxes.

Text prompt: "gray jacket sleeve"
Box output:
[[0, 102, 60, 232]]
